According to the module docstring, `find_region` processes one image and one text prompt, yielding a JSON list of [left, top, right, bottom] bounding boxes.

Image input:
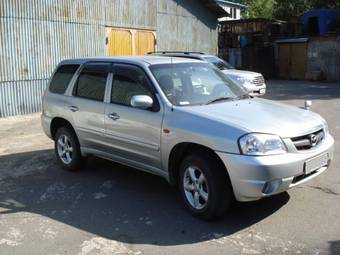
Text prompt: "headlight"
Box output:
[[321, 119, 329, 134], [325, 122, 329, 134], [235, 77, 253, 86], [239, 133, 287, 156]]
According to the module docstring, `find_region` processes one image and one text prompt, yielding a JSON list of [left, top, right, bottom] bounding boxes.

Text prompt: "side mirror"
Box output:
[[130, 95, 153, 110]]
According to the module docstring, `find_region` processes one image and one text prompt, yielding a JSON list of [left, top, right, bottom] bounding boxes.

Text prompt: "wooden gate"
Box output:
[[279, 43, 307, 80], [108, 29, 133, 56], [107, 28, 156, 56]]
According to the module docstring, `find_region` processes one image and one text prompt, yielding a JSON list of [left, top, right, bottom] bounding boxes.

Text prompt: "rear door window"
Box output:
[[49, 65, 79, 94], [73, 63, 111, 101]]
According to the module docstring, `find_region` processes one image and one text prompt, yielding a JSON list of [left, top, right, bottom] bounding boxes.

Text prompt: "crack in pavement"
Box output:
[[306, 185, 340, 196]]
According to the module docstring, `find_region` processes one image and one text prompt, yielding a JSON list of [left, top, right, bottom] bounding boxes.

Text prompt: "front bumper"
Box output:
[[41, 114, 53, 139], [216, 133, 334, 202], [246, 83, 266, 96]]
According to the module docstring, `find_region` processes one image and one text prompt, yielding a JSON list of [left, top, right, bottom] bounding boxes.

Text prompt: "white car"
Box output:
[[148, 52, 266, 96]]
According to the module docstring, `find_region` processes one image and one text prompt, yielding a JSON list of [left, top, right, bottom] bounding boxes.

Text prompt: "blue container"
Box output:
[[303, 8, 340, 35]]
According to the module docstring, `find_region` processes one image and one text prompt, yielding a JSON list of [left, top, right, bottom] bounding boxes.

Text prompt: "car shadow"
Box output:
[[329, 241, 340, 255], [0, 149, 290, 246]]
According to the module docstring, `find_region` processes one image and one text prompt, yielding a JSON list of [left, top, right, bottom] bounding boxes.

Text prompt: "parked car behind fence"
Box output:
[[147, 51, 267, 96]]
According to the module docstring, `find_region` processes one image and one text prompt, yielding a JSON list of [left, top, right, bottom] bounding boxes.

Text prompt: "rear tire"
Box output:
[[178, 151, 233, 220], [54, 127, 82, 171]]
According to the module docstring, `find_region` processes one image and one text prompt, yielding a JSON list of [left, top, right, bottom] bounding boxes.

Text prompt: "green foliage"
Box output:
[[234, 0, 340, 19], [242, 0, 276, 19], [311, 0, 340, 9], [273, 0, 312, 19]]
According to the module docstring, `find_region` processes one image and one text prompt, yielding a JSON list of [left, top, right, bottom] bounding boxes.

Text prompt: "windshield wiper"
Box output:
[[206, 96, 234, 105]]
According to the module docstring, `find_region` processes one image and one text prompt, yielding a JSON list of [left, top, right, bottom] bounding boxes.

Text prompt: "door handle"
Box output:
[[108, 112, 120, 120], [68, 105, 79, 112]]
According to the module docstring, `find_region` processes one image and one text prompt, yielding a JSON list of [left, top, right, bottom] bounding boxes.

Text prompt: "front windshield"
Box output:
[[203, 56, 234, 70], [149, 62, 247, 106]]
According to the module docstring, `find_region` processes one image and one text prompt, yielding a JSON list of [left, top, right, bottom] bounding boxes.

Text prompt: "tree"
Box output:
[[273, 0, 340, 19], [236, 0, 340, 20], [242, 0, 276, 19], [311, 0, 340, 9], [273, 0, 312, 20]]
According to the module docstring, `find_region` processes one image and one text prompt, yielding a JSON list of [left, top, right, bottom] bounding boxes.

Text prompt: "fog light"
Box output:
[[262, 179, 282, 194], [327, 159, 331, 168]]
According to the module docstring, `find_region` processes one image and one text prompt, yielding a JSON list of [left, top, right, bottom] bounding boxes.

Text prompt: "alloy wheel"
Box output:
[[183, 166, 209, 210], [57, 135, 73, 164]]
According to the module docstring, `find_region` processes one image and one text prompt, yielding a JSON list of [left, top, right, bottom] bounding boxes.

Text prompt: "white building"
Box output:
[[217, 0, 246, 21]]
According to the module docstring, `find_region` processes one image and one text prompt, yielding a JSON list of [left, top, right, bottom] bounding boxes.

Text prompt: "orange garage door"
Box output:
[[107, 28, 156, 56], [108, 29, 132, 56]]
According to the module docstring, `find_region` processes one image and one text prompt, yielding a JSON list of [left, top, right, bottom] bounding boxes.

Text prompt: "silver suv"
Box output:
[[148, 51, 266, 96], [42, 56, 334, 219]]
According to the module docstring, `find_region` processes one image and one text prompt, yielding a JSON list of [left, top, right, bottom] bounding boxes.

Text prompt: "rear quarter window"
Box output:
[[49, 64, 79, 94]]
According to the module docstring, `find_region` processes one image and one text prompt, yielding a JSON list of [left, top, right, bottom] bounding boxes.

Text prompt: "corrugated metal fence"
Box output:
[[0, 0, 156, 117], [0, 0, 218, 117], [0, 80, 48, 116]]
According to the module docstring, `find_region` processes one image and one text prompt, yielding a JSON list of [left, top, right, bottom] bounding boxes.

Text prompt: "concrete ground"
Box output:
[[0, 80, 340, 255]]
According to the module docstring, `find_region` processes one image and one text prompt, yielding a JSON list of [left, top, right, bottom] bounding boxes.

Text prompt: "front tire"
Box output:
[[54, 127, 82, 171], [179, 152, 233, 220]]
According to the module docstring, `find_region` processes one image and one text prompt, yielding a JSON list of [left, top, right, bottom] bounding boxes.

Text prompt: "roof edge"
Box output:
[[216, 0, 246, 8], [201, 0, 229, 18]]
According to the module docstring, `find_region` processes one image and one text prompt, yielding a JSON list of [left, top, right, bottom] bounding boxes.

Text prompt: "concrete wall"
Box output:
[[307, 38, 340, 82], [0, 0, 218, 117]]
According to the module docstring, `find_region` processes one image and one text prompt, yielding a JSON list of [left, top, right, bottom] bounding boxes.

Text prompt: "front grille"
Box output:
[[291, 129, 324, 151], [252, 76, 265, 86]]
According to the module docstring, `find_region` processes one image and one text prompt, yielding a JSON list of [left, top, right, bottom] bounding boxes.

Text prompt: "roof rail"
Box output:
[[147, 51, 205, 55]]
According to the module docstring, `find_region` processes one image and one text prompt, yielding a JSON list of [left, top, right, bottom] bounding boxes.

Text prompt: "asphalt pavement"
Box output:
[[0, 80, 339, 255]]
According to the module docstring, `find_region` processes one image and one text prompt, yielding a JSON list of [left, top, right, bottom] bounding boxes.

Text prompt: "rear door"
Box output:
[[65, 62, 111, 151], [104, 63, 163, 170]]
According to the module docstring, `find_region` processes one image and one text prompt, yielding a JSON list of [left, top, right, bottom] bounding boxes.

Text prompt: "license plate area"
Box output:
[[304, 153, 328, 175]]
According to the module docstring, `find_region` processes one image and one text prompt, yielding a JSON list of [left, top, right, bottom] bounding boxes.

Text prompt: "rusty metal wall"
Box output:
[[0, 0, 218, 117], [0, 80, 48, 117], [157, 0, 218, 54], [0, 0, 157, 117]]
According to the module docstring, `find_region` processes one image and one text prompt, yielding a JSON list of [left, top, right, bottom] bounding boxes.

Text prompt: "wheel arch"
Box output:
[[50, 117, 76, 140], [167, 142, 229, 186]]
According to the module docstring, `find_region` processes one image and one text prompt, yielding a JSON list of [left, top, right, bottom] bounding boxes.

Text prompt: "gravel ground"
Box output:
[[0, 80, 339, 255]]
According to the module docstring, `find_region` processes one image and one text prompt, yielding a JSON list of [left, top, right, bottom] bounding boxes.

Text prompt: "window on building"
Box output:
[[49, 65, 79, 94], [111, 64, 152, 106], [73, 63, 111, 101]]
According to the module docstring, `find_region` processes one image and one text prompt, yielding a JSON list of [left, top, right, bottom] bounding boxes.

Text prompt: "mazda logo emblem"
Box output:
[[310, 134, 317, 146]]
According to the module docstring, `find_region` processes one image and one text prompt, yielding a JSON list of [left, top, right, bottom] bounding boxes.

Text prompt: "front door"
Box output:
[[104, 63, 163, 170]]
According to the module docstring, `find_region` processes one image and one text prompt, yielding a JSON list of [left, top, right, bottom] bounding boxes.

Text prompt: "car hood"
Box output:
[[222, 69, 261, 78], [180, 98, 325, 138]]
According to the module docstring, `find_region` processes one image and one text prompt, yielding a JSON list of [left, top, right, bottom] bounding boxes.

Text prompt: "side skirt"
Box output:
[[81, 147, 170, 182]]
